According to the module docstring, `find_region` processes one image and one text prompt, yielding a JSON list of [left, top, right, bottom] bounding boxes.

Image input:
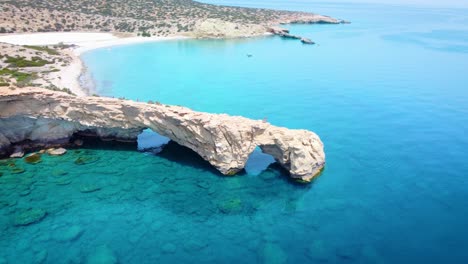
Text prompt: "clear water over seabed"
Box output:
[[2, 2, 468, 263]]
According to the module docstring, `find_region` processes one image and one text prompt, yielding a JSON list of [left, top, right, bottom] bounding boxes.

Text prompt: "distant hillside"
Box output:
[[0, 0, 343, 37]]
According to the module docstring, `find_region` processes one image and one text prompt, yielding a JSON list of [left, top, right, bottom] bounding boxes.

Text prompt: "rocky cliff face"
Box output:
[[0, 88, 325, 182], [190, 15, 346, 39], [191, 19, 267, 38]]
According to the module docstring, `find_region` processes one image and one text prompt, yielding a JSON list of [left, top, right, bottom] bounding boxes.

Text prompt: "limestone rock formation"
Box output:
[[268, 26, 315, 44], [191, 19, 266, 38], [268, 27, 290, 35], [191, 15, 346, 39], [301, 38, 315, 45], [0, 88, 325, 182], [277, 14, 347, 25]]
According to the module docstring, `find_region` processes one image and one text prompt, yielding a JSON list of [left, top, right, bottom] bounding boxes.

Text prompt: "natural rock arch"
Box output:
[[0, 88, 325, 182]]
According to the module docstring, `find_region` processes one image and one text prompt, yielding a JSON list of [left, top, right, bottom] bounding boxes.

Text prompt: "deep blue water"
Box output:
[[2, 2, 468, 264]]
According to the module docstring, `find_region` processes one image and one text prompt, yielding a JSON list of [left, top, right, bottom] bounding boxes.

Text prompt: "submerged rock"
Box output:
[[121, 183, 133, 191], [55, 177, 73, 185], [261, 243, 287, 264], [197, 180, 210, 189], [86, 245, 117, 264], [162, 243, 177, 254], [301, 37, 315, 44], [128, 229, 145, 244], [0, 199, 17, 208], [34, 249, 48, 264], [53, 225, 84, 242], [75, 156, 99, 165], [19, 189, 31, 196], [24, 153, 42, 164], [218, 198, 243, 214], [150, 221, 164, 232], [336, 246, 357, 261], [11, 167, 25, 174], [52, 169, 68, 177], [183, 239, 208, 252], [13, 208, 47, 226], [79, 184, 101, 193], [47, 148, 67, 156], [135, 191, 151, 201]]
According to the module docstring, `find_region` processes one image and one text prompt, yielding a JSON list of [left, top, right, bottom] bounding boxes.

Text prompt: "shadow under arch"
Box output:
[[142, 143, 314, 218], [155, 140, 225, 176], [65, 129, 315, 218], [71, 128, 312, 184]]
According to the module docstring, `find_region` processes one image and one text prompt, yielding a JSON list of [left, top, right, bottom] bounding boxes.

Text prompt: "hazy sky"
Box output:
[[202, 0, 468, 8], [338, 0, 468, 8]]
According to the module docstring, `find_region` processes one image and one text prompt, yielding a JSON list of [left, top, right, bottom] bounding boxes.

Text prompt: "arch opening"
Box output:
[[137, 129, 170, 154], [244, 147, 276, 175]]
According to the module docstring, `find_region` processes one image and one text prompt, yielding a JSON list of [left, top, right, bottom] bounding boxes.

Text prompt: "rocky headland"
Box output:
[[0, 0, 337, 183], [0, 87, 325, 182], [0, 0, 347, 38], [268, 26, 315, 44]]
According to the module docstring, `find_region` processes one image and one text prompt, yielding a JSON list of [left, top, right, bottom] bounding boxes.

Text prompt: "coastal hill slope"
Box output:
[[0, 87, 326, 182], [0, 0, 345, 37], [0, 42, 76, 92]]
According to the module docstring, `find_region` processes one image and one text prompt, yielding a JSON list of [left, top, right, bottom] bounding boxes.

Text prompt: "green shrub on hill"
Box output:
[[5, 56, 52, 67], [0, 68, 35, 82], [24, 45, 60, 55]]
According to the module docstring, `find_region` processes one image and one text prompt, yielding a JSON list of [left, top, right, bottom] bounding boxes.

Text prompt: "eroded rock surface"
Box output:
[[192, 15, 346, 39], [0, 88, 325, 182], [268, 26, 316, 44], [191, 19, 266, 38]]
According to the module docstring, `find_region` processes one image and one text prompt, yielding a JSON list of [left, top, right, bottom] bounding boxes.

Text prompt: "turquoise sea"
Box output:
[[2, 1, 468, 263]]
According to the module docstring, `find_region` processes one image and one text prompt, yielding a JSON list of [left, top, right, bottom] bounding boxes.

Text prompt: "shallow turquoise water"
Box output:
[[2, 2, 468, 264]]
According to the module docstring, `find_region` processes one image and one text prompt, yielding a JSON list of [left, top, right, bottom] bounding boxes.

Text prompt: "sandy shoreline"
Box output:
[[0, 32, 190, 96]]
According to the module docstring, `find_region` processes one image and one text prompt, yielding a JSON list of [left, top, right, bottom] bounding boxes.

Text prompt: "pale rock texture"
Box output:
[[191, 15, 345, 39], [0, 88, 325, 182], [276, 14, 345, 24], [9, 147, 24, 158], [191, 19, 266, 38], [47, 148, 67, 156]]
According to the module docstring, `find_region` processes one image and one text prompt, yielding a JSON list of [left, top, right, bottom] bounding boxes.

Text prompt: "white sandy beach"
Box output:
[[0, 32, 189, 96]]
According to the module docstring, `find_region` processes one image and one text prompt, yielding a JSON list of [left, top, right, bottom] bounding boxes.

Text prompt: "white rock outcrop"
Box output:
[[0, 88, 325, 182], [191, 19, 267, 38], [190, 14, 346, 39]]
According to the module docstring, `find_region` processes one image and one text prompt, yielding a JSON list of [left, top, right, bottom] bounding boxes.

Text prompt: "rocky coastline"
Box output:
[[0, 1, 342, 183], [0, 87, 326, 182], [0, 0, 348, 38], [267, 27, 315, 44]]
